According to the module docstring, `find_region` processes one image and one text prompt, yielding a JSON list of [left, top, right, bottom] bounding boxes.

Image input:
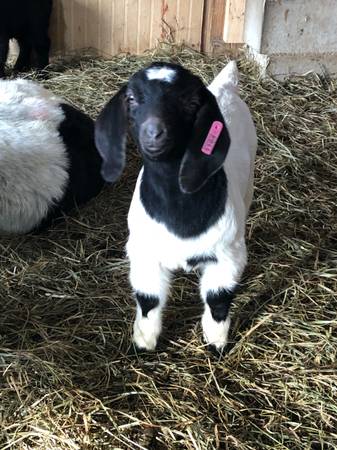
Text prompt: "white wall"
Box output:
[[262, 0, 337, 54], [245, 0, 337, 78], [244, 0, 266, 53]]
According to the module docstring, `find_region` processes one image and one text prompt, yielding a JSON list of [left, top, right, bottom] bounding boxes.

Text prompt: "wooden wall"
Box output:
[[9, 0, 246, 58], [50, 0, 205, 56], [202, 0, 246, 54], [202, 0, 227, 53]]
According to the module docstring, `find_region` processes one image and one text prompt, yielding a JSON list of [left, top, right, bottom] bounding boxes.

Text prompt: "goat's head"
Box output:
[[95, 62, 231, 193]]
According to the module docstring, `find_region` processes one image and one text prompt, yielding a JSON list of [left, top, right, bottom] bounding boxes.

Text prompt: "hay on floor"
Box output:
[[1, 45, 337, 449]]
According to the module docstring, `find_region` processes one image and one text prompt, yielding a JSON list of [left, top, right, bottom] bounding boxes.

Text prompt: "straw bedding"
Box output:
[[0, 46, 336, 449]]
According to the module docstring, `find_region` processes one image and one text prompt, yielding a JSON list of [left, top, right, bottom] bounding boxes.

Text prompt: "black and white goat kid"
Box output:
[[95, 61, 257, 351], [0, 78, 105, 234]]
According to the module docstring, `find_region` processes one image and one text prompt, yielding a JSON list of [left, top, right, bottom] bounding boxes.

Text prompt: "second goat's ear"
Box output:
[[95, 85, 128, 183], [179, 89, 230, 194]]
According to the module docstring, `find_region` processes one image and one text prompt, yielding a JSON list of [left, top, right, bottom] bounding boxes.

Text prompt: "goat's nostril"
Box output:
[[146, 123, 165, 140], [142, 119, 166, 142]]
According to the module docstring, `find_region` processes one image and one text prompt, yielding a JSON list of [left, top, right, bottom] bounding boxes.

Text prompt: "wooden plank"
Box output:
[[223, 0, 246, 43], [60, 0, 74, 51], [201, 0, 213, 53], [187, 0, 204, 50], [161, 0, 178, 43], [112, 0, 125, 54], [149, 0, 162, 48], [158, 0, 204, 50], [125, 0, 139, 53], [175, 0, 190, 44], [138, 0, 152, 53], [99, 0, 113, 55], [201, 0, 226, 53], [86, 0, 100, 50], [49, 0, 60, 53], [72, 0, 87, 50]]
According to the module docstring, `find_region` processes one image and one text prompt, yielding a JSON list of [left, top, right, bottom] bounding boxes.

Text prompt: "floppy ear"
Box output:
[[178, 89, 230, 194], [95, 85, 128, 183]]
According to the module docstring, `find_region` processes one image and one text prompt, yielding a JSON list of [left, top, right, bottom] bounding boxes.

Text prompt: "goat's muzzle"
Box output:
[[139, 117, 169, 157]]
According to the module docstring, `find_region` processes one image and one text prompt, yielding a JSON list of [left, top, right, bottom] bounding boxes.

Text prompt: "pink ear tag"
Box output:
[[201, 121, 223, 155]]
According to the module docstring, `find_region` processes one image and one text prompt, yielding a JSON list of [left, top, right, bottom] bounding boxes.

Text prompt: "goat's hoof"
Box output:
[[133, 327, 159, 351], [206, 343, 228, 357], [202, 316, 230, 351]]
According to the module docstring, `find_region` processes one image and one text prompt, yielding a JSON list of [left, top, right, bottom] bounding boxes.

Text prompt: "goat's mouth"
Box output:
[[140, 141, 172, 160]]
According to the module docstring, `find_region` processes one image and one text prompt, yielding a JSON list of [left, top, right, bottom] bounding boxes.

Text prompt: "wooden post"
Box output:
[[201, 0, 245, 55], [201, 0, 226, 54], [223, 0, 246, 43]]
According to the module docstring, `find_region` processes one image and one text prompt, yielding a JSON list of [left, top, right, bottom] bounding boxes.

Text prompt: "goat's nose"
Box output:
[[142, 118, 167, 142], [146, 122, 165, 139]]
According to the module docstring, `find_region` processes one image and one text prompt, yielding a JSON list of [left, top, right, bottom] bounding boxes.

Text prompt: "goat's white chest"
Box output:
[[126, 170, 240, 271]]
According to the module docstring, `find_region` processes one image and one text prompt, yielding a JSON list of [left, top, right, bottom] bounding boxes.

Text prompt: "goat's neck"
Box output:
[[143, 158, 181, 187], [140, 157, 227, 238]]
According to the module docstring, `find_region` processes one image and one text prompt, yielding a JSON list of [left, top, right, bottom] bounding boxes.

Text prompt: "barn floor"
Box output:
[[1, 46, 337, 450]]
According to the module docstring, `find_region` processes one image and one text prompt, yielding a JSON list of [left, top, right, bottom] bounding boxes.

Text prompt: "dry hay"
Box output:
[[1, 45, 337, 449]]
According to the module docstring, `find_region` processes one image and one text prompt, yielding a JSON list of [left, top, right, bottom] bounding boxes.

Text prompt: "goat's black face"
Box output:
[[125, 63, 205, 160], [95, 61, 231, 192]]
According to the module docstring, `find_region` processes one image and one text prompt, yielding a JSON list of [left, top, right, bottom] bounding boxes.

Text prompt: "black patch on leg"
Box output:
[[0, 36, 9, 77], [206, 288, 235, 322], [186, 254, 217, 268], [136, 293, 159, 317]]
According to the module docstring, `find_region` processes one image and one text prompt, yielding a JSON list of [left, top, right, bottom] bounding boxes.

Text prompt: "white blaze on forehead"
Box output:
[[146, 66, 176, 83]]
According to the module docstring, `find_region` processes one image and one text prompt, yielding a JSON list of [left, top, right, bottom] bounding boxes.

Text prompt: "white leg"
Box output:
[[129, 257, 171, 350], [202, 303, 231, 350], [200, 240, 247, 350]]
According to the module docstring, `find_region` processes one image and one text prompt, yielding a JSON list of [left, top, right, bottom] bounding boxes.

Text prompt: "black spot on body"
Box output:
[[36, 103, 105, 231], [136, 292, 159, 317]]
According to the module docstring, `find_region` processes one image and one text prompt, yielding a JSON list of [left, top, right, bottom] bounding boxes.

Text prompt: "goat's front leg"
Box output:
[[31, 31, 50, 71], [129, 257, 171, 351], [0, 36, 9, 78], [14, 38, 32, 72], [200, 240, 247, 351]]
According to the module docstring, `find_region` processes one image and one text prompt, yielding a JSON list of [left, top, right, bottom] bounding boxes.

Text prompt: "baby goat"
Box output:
[[0, 0, 52, 77], [95, 61, 257, 351]]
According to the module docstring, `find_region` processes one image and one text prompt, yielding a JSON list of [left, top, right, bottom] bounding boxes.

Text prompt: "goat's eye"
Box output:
[[185, 99, 200, 115], [190, 98, 200, 109]]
